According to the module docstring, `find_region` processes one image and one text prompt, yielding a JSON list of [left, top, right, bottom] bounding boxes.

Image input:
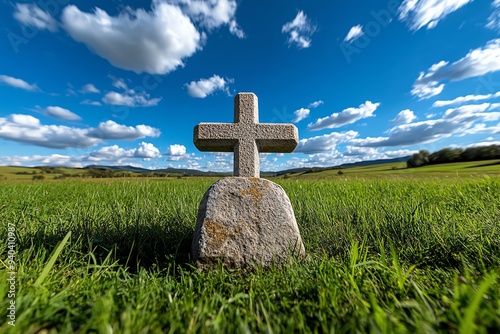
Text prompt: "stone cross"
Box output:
[[194, 93, 299, 178]]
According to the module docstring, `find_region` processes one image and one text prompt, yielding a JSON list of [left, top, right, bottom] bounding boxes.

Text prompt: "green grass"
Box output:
[[1, 177, 499, 333], [296, 160, 500, 179]]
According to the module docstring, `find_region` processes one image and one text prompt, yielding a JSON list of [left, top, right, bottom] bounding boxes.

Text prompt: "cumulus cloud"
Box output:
[[0, 142, 161, 167], [81, 84, 100, 94], [391, 109, 417, 124], [352, 103, 500, 147], [344, 25, 364, 44], [43, 106, 81, 121], [0, 114, 99, 149], [57, 1, 244, 74], [343, 146, 379, 156], [433, 91, 500, 107], [102, 91, 162, 107], [307, 101, 380, 131], [398, 0, 473, 31], [412, 39, 500, 99], [166, 144, 187, 156], [185, 75, 232, 98], [0, 75, 39, 91], [292, 108, 310, 123], [295, 131, 358, 154], [88, 142, 161, 161], [282, 11, 317, 49], [13, 3, 58, 32], [61, 2, 201, 75], [0, 115, 160, 149], [88, 120, 160, 140]]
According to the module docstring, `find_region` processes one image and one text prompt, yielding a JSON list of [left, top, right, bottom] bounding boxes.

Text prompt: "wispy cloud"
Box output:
[[398, 0, 473, 31], [352, 103, 500, 147], [412, 39, 500, 99], [292, 108, 310, 123], [80, 83, 100, 94], [282, 11, 317, 49], [0, 75, 39, 92], [308, 101, 380, 131], [344, 25, 364, 44], [433, 92, 500, 107], [43, 106, 81, 121], [13, 3, 58, 32]]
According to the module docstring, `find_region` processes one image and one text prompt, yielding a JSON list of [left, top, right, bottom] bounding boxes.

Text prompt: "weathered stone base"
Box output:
[[192, 177, 305, 269]]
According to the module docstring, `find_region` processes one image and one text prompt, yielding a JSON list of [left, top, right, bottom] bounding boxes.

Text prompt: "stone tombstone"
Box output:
[[192, 92, 305, 269]]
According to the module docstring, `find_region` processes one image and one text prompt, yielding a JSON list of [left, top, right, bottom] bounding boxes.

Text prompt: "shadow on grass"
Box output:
[[464, 161, 500, 168], [18, 219, 195, 273]]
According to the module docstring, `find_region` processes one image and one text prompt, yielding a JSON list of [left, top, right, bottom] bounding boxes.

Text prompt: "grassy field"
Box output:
[[1, 176, 499, 332]]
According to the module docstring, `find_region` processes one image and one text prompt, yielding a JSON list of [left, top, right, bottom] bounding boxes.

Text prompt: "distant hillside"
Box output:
[[83, 165, 230, 176], [273, 156, 410, 176]]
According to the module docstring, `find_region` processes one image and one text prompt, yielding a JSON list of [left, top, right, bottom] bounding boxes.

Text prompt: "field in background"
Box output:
[[0, 175, 499, 332], [1, 159, 499, 181]]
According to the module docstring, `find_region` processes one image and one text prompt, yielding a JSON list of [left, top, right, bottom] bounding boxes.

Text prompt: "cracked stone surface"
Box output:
[[194, 93, 299, 178], [192, 177, 306, 269]]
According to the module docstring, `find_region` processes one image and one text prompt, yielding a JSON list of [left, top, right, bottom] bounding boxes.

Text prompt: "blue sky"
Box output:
[[1, 0, 499, 172]]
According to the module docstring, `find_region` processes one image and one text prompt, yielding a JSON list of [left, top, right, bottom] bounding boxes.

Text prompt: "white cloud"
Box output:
[[292, 108, 310, 123], [0, 75, 39, 91], [282, 11, 317, 49], [466, 140, 500, 147], [391, 109, 417, 124], [112, 78, 128, 90], [0, 114, 99, 149], [307, 101, 380, 131], [81, 84, 100, 94], [166, 144, 187, 156], [412, 39, 500, 99], [61, 2, 201, 75], [344, 25, 364, 44], [185, 75, 232, 98], [102, 91, 162, 107], [44, 106, 81, 121], [135, 142, 161, 159], [398, 0, 473, 31], [81, 100, 102, 106], [295, 131, 358, 154], [13, 3, 58, 32], [0, 142, 161, 167], [487, 0, 500, 31], [352, 103, 500, 147], [88, 120, 160, 140], [88, 142, 161, 161], [229, 20, 245, 38], [169, 0, 244, 37], [308, 100, 324, 109], [0, 115, 160, 149], [462, 123, 500, 136], [0, 154, 81, 167], [433, 91, 500, 107], [344, 146, 379, 156]]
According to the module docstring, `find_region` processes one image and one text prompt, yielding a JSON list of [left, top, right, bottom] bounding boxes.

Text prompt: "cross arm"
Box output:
[[256, 124, 299, 153], [194, 123, 238, 152]]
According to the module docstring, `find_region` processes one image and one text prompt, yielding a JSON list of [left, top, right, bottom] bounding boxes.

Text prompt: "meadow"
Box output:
[[0, 168, 499, 332]]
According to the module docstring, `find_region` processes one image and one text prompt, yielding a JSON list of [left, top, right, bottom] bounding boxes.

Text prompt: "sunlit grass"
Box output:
[[0, 177, 499, 332]]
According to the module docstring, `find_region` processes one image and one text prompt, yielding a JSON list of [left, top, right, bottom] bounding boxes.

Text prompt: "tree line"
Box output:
[[407, 144, 500, 168]]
